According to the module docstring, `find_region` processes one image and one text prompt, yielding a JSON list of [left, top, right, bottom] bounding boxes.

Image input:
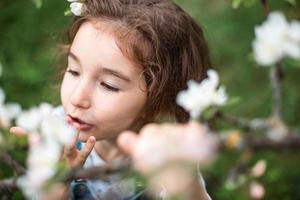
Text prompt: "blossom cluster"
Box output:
[[16, 104, 77, 198], [0, 84, 76, 198], [176, 69, 227, 120], [253, 11, 300, 66]]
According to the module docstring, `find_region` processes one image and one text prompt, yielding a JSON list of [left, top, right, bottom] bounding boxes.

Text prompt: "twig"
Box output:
[[0, 149, 26, 176], [215, 112, 268, 131], [261, 0, 270, 16], [0, 178, 17, 198], [63, 159, 131, 182], [247, 134, 300, 150], [270, 62, 284, 121]]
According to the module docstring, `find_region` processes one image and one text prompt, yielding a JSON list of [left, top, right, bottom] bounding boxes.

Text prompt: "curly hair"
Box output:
[[64, 0, 211, 123]]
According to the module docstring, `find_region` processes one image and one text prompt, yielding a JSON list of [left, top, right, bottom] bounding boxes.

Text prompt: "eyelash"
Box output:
[[67, 69, 120, 92], [101, 82, 120, 92], [66, 69, 79, 77]]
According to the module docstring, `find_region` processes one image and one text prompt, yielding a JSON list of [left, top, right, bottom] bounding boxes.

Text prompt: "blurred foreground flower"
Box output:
[[121, 123, 219, 173], [253, 11, 300, 66], [16, 103, 54, 132], [16, 104, 77, 198], [119, 122, 218, 199], [176, 69, 227, 120]]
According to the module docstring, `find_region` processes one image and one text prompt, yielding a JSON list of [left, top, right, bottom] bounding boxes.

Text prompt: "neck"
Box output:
[[94, 139, 126, 163]]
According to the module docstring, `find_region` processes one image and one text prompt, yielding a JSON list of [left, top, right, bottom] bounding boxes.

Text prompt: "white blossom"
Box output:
[[249, 182, 265, 199], [16, 103, 53, 132], [16, 105, 76, 198], [176, 69, 227, 120], [0, 88, 22, 127], [251, 160, 267, 177], [41, 113, 77, 147], [17, 142, 61, 198], [70, 2, 86, 16], [253, 11, 300, 66], [16, 107, 43, 132]]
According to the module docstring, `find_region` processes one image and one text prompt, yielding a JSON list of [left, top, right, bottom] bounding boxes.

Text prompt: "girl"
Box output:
[[12, 0, 212, 199]]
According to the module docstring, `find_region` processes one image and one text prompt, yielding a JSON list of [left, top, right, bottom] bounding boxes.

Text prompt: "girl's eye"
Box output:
[[101, 82, 120, 92], [66, 69, 80, 77]]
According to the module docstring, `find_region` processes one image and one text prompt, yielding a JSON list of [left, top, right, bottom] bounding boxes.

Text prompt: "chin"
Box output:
[[78, 132, 92, 143]]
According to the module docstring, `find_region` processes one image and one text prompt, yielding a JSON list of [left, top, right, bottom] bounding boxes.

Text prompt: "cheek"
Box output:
[[93, 91, 146, 124], [60, 75, 70, 108]]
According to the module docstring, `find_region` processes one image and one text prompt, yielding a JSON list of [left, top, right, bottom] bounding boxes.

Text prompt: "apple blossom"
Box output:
[[253, 11, 300, 66], [249, 182, 265, 199], [70, 2, 86, 16], [176, 69, 227, 120]]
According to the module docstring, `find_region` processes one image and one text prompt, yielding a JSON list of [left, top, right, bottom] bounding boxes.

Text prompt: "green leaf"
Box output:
[[31, 0, 43, 9], [232, 0, 244, 9], [202, 106, 219, 120], [285, 0, 297, 6], [243, 0, 257, 7], [224, 96, 241, 109], [64, 9, 72, 16], [232, 0, 258, 9]]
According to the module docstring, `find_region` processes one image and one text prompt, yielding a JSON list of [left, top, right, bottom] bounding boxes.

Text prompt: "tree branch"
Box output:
[[0, 149, 26, 176], [261, 0, 270, 16], [245, 134, 300, 151], [63, 159, 132, 182]]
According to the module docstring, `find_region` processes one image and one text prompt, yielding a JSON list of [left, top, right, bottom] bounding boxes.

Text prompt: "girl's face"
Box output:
[[61, 21, 147, 142]]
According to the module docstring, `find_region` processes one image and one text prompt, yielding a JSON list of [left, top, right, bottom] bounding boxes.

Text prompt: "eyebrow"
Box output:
[[68, 51, 131, 82]]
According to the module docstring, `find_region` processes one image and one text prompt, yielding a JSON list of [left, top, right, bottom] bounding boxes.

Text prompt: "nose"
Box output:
[[70, 79, 91, 109]]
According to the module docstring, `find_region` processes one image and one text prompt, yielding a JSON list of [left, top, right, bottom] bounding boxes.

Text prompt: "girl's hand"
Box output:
[[10, 126, 96, 168], [61, 133, 96, 168], [10, 126, 28, 137]]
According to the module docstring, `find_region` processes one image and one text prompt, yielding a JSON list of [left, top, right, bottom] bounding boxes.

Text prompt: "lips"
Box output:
[[66, 115, 93, 131]]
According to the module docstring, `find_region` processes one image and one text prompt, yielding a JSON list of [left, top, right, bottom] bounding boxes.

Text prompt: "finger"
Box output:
[[117, 131, 139, 156], [76, 136, 96, 166], [9, 126, 28, 137], [63, 131, 80, 158]]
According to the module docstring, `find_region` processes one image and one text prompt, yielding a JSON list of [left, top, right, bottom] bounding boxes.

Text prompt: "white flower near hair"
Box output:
[[68, 1, 86, 16], [176, 69, 227, 120], [253, 11, 300, 66]]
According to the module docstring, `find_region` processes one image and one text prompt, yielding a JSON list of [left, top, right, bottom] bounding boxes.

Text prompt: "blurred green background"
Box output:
[[0, 0, 300, 199]]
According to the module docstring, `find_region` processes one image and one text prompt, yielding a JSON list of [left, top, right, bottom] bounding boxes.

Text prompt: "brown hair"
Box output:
[[65, 0, 211, 123]]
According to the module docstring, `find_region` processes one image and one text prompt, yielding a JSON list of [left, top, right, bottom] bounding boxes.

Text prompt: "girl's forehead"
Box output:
[[70, 21, 142, 79]]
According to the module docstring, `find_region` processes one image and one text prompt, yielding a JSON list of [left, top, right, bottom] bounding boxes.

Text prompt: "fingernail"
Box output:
[[89, 136, 96, 142]]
